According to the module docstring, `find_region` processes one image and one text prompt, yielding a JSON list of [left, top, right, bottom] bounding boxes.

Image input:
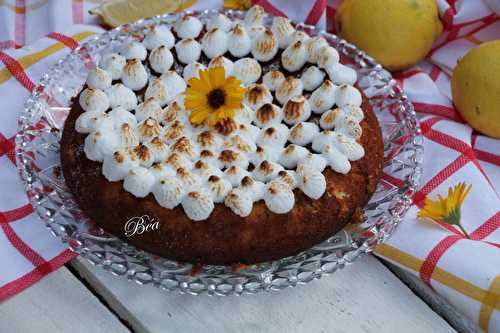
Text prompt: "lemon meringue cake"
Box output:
[[60, 6, 384, 265]]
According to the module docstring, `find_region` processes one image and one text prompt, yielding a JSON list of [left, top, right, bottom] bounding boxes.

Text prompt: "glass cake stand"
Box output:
[[15, 10, 423, 295]]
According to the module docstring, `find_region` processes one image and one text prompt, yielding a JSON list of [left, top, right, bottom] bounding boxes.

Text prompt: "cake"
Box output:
[[60, 6, 384, 265]]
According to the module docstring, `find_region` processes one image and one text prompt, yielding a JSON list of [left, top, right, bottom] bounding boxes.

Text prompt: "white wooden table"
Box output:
[[0, 254, 467, 333]]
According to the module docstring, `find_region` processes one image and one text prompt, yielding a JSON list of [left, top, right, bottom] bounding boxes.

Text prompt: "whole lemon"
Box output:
[[451, 41, 500, 138], [335, 0, 442, 71]]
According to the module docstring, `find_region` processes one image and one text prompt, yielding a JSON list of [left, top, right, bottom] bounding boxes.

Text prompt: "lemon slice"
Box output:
[[90, 0, 195, 28]]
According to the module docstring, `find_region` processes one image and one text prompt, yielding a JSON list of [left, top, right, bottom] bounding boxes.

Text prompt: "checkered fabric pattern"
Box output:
[[0, 0, 498, 330]]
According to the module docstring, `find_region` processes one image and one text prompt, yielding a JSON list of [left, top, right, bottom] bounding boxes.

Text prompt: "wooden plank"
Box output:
[[384, 262, 480, 333], [71, 255, 455, 333], [0, 267, 130, 333]]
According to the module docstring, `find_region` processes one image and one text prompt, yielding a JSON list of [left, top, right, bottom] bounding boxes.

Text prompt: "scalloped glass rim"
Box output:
[[15, 9, 423, 295]]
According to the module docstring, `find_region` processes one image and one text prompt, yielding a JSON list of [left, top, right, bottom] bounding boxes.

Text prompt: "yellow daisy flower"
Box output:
[[418, 182, 472, 238], [224, 0, 252, 10], [185, 67, 245, 128]]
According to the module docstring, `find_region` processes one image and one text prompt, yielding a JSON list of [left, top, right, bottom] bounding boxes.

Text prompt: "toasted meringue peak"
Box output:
[[306, 36, 329, 64], [262, 70, 285, 91], [276, 77, 303, 105], [109, 107, 137, 127], [297, 152, 327, 172], [137, 118, 161, 142], [143, 25, 175, 50], [317, 46, 340, 69], [254, 103, 282, 128], [283, 95, 311, 125], [119, 123, 139, 147], [335, 84, 362, 107], [338, 116, 363, 140], [257, 123, 289, 148], [342, 105, 364, 122], [279, 144, 309, 169], [144, 78, 169, 106], [207, 175, 232, 203], [312, 130, 335, 152], [183, 62, 206, 82], [102, 149, 140, 182], [223, 134, 257, 153], [301, 66, 325, 91], [251, 28, 278, 62], [276, 170, 298, 189], [225, 188, 253, 217], [121, 59, 148, 91], [214, 117, 238, 136], [248, 25, 266, 39], [105, 83, 137, 111], [218, 149, 249, 169], [228, 24, 252, 57], [249, 145, 280, 165], [323, 144, 351, 174], [176, 167, 202, 189], [309, 79, 338, 114], [326, 63, 358, 86], [289, 121, 319, 146], [264, 180, 295, 214], [163, 121, 186, 143], [232, 58, 262, 85], [238, 122, 260, 142], [123, 166, 156, 198], [253, 160, 284, 182], [319, 108, 344, 130], [182, 189, 214, 221], [271, 17, 295, 49], [84, 130, 121, 162], [131, 143, 155, 167], [75, 111, 105, 134], [135, 97, 162, 122], [208, 56, 233, 77], [162, 101, 185, 124], [298, 166, 326, 199], [171, 136, 198, 160], [120, 41, 147, 61], [79, 88, 109, 113], [153, 175, 185, 209], [334, 133, 365, 161], [165, 151, 193, 171], [202, 28, 229, 59], [175, 38, 201, 64], [99, 53, 126, 80], [207, 13, 233, 32], [290, 30, 310, 45], [196, 130, 222, 150], [149, 163, 175, 180], [160, 70, 187, 99], [281, 40, 308, 72], [234, 103, 254, 123], [244, 5, 265, 27], [244, 83, 273, 110], [192, 160, 223, 180], [145, 136, 169, 162], [240, 176, 266, 200], [86, 67, 112, 90], [224, 165, 251, 186], [174, 15, 203, 39], [149, 45, 173, 74]]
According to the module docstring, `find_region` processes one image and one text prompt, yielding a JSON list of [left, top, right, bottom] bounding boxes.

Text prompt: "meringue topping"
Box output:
[[174, 15, 203, 39], [143, 24, 175, 50], [79, 88, 109, 113], [244, 83, 273, 110], [254, 103, 283, 128], [232, 58, 261, 85], [271, 17, 295, 49], [208, 56, 233, 77], [149, 45, 173, 74], [251, 28, 278, 62], [281, 40, 308, 72], [121, 59, 148, 91], [276, 77, 303, 105], [202, 28, 229, 59], [225, 188, 253, 217], [283, 95, 311, 125], [144, 78, 170, 106], [99, 53, 126, 80], [244, 5, 265, 27], [262, 70, 285, 91], [228, 24, 252, 57], [86, 67, 112, 90], [264, 181, 294, 214], [123, 166, 155, 197], [105, 83, 137, 111], [120, 41, 147, 61], [309, 79, 337, 114], [183, 62, 206, 82], [175, 38, 201, 64], [182, 190, 214, 221], [306, 36, 329, 64], [207, 13, 233, 32], [301, 66, 325, 91]]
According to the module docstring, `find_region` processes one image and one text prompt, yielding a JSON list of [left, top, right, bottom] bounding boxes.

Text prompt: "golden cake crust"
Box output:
[[60, 92, 384, 265]]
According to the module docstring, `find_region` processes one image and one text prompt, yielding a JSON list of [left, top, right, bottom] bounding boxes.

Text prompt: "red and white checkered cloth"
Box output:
[[0, 0, 499, 330]]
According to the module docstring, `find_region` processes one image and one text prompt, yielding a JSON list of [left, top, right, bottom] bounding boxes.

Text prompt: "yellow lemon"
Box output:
[[89, 0, 197, 28], [335, 0, 442, 71], [451, 41, 500, 138]]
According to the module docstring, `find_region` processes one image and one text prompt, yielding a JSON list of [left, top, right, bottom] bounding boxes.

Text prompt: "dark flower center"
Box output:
[[207, 88, 226, 109]]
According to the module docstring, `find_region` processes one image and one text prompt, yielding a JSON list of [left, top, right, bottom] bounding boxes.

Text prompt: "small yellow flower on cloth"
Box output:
[[418, 182, 472, 238], [224, 0, 252, 10], [185, 67, 245, 128]]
